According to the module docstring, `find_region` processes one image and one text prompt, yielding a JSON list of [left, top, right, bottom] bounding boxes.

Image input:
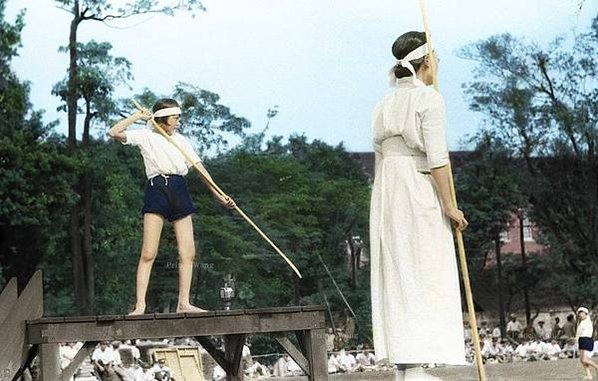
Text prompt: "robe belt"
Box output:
[[380, 136, 430, 172]]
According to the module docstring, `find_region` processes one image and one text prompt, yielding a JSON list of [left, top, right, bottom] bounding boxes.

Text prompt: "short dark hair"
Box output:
[[391, 31, 427, 79], [152, 98, 180, 125]]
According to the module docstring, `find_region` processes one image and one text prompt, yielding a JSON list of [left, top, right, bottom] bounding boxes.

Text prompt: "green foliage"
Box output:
[[460, 16, 598, 308], [53, 40, 133, 124]]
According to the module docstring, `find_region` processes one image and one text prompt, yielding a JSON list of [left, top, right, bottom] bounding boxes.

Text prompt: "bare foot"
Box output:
[[128, 306, 146, 315], [176, 304, 209, 313]]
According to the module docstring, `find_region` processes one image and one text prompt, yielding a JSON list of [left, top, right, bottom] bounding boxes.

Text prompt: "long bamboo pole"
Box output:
[[132, 100, 302, 279], [417, 1, 487, 380]]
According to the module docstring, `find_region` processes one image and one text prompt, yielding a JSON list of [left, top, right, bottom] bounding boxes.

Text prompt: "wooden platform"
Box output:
[[0, 272, 329, 381], [27, 305, 325, 343]]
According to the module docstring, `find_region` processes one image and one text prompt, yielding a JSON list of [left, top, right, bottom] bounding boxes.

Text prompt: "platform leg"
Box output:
[[298, 329, 328, 381], [38, 344, 60, 381]]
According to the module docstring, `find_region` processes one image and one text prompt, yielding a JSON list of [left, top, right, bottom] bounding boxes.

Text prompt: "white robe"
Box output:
[[370, 77, 465, 365]]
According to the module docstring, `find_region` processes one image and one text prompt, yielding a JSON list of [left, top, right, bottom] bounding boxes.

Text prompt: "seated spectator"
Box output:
[[482, 337, 504, 363], [272, 354, 291, 377], [561, 338, 577, 359], [355, 345, 376, 369], [527, 339, 545, 361], [541, 339, 561, 361], [507, 315, 523, 339], [492, 325, 501, 339], [534, 321, 550, 340], [479, 321, 490, 337], [513, 339, 531, 362], [328, 354, 340, 374], [244, 358, 269, 379], [498, 338, 514, 363], [338, 349, 357, 372], [151, 359, 174, 381], [92, 341, 118, 380]]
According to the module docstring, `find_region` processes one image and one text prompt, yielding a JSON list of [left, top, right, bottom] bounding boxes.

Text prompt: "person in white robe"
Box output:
[[370, 30, 468, 381]]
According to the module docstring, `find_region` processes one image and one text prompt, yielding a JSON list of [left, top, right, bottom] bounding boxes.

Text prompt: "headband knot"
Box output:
[[388, 43, 429, 86]]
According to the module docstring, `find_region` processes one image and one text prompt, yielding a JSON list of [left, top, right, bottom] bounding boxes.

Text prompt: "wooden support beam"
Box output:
[[0, 271, 43, 381], [195, 336, 229, 371], [273, 332, 310, 376], [59, 341, 98, 381], [38, 343, 60, 381], [0, 277, 17, 326], [297, 329, 328, 381]]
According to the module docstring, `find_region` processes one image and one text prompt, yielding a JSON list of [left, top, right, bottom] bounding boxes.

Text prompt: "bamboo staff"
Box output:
[[132, 100, 302, 279], [417, 1, 487, 380]]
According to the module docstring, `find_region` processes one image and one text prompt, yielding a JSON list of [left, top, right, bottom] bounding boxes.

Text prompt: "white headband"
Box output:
[[578, 307, 589, 314], [388, 43, 429, 86], [153, 107, 181, 118]]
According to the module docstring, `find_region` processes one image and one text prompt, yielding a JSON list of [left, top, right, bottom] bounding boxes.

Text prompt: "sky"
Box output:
[[5, 0, 597, 153]]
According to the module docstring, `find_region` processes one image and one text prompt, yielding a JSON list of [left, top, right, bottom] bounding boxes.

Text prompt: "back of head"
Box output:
[[391, 31, 427, 79]]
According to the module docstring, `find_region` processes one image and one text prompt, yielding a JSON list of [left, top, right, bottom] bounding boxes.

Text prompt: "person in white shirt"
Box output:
[[328, 354, 341, 374], [576, 307, 598, 380], [92, 341, 118, 379], [562, 338, 578, 359], [492, 325, 501, 339], [513, 339, 530, 361], [535, 321, 550, 340], [273, 354, 291, 377], [151, 359, 175, 381], [337, 349, 357, 372], [109, 99, 236, 315], [355, 346, 376, 369], [542, 339, 561, 361], [506, 315, 523, 339]]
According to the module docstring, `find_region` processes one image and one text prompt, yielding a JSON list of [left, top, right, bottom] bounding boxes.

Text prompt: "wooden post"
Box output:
[[223, 334, 246, 381], [0, 277, 17, 326], [297, 329, 328, 381], [38, 344, 60, 381], [0, 271, 43, 381]]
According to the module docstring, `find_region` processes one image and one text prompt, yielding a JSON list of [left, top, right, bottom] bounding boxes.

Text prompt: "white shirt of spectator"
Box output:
[[492, 327, 501, 338], [577, 317, 593, 338], [507, 320, 523, 332], [92, 347, 116, 364], [355, 351, 376, 366], [123, 128, 202, 179], [514, 342, 529, 357]]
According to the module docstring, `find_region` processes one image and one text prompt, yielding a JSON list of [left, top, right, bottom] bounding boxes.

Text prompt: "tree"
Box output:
[[456, 133, 525, 335], [460, 16, 598, 310], [0, 0, 73, 289]]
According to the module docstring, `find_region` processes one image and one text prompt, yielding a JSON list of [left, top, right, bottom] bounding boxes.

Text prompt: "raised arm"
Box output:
[[108, 109, 152, 142]]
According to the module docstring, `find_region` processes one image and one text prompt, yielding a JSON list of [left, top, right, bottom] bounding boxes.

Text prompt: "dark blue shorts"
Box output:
[[579, 337, 594, 351], [142, 175, 196, 222]]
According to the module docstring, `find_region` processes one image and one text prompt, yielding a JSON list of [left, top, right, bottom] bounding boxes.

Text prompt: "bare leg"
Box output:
[[581, 351, 598, 379], [129, 213, 164, 315], [173, 215, 208, 313]]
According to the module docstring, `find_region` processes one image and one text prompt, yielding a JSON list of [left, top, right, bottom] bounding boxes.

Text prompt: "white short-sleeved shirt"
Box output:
[[372, 77, 450, 171], [123, 128, 202, 179], [91, 347, 116, 363], [577, 318, 593, 338]]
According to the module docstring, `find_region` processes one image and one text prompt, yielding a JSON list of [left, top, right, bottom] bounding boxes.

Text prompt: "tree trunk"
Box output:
[[495, 237, 506, 338], [81, 100, 95, 314], [82, 174, 95, 314], [67, 1, 79, 151], [519, 211, 531, 325]]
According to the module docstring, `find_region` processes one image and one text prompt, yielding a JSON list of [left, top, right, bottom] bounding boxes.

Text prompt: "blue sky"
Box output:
[[6, 0, 597, 152]]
